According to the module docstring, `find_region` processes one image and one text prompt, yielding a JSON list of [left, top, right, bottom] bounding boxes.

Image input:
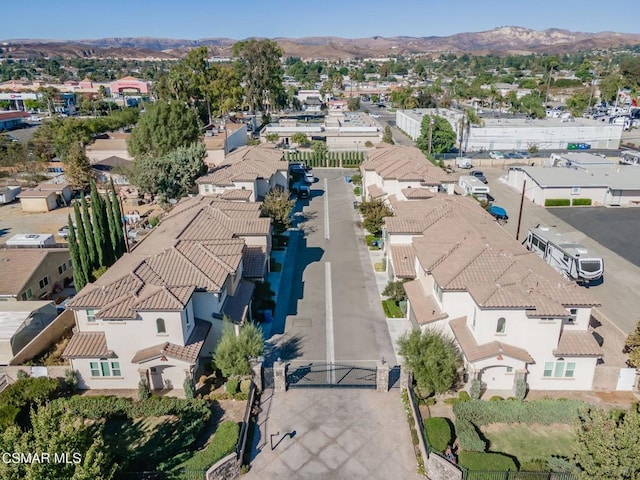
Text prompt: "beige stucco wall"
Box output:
[[20, 196, 56, 212], [18, 251, 72, 301]]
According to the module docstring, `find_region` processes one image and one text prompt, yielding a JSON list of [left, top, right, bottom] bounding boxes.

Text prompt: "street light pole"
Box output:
[[427, 117, 435, 156]]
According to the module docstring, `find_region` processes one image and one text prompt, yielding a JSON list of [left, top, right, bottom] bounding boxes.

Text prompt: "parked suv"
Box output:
[[470, 170, 488, 184]]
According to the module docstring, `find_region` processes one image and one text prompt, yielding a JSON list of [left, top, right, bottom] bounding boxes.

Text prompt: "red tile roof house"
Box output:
[[360, 145, 456, 203], [63, 196, 272, 391], [382, 194, 603, 393], [196, 145, 289, 202]]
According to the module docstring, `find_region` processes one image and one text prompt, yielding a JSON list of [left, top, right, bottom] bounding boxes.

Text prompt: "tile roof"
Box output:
[[362, 145, 453, 185], [196, 145, 287, 186], [131, 319, 211, 364], [222, 280, 256, 323], [389, 245, 416, 278], [554, 330, 602, 357], [221, 189, 253, 201], [404, 280, 448, 325], [401, 188, 435, 199], [367, 184, 386, 199], [388, 195, 599, 314], [62, 332, 115, 359], [0, 249, 70, 296], [449, 317, 533, 363]]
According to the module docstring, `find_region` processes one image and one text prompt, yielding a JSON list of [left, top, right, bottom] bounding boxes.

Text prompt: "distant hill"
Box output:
[[3, 27, 640, 59]]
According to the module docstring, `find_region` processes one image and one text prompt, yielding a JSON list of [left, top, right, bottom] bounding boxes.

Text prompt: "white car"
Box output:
[[370, 114, 381, 118], [489, 151, 504, 159]]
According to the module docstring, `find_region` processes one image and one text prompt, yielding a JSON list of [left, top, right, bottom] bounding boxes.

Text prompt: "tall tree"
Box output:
[[64, 142, 92, 188], [260, 188, 295, 234], [575, 405, 640, 480], [233, 39, 285, 112], [127, 101, 200, 160], [416, 115, 456, 154], [80, 195, 97, 269], [213, 320, 264, 377], [382, 125, 394, 144], [90, 181, 112, 267], [398, 328, 462, 397], [73, 202, 92, 286], [67, 215, 88, 291], [109, 180, 126, 256], [104, 192, 119, 262]]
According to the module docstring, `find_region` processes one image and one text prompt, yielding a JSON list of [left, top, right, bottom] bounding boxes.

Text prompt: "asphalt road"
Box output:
[[276, 169, 396, 364], [482, 167, 640, 334]]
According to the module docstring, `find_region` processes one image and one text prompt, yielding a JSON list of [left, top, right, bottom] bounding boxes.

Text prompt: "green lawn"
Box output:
[[382, 299, 404, 318], [481, 423, 578, 464]]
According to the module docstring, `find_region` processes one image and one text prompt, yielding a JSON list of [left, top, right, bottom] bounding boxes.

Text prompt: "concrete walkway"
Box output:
[[244, 389, 424, 480]]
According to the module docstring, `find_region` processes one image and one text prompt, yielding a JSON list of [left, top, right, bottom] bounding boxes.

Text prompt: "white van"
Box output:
[[458, 176, 490, 201]]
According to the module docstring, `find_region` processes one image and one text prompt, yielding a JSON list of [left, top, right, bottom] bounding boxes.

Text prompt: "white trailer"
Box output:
[[524, 226, 603, 284], [5, 234, 56, 248], [458, 176, 490, 201], [0, 186, 21, 205], [620, 150, 640, 166]]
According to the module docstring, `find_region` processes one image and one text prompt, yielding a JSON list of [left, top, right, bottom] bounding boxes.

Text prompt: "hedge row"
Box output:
[[455, 418, 486, 452], [0, 377, 61, 429], [168, 421, 240, 476], [285, 150, 365, 167], [453, 399, 586, 426], [424, 417, 452, 452], [544, 199, 571, 207], [572, 198, 592, 206], [458, 452, 517, 472], [47, 395, 211, 421]]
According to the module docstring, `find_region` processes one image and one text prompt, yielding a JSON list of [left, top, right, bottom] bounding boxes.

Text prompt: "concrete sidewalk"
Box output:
[[244, 389, 424, 480]]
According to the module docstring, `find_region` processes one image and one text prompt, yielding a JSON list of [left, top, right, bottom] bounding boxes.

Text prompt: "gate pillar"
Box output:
[[273, 361, 287, 392], [376, 360, 390, 392]]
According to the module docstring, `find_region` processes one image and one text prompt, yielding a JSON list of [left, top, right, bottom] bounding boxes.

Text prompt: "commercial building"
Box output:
[[0, 110, 29, 131]]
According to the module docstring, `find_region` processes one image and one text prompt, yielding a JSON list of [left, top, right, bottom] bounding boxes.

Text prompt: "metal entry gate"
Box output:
[[286, 361, 377, 388]]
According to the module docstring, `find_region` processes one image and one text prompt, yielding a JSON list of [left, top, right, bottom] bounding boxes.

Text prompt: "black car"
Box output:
[[470, 170, 488, 184]]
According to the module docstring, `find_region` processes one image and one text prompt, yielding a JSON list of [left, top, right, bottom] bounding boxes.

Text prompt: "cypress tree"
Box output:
[[67, 214, 87, 291], [109, 180, 126, 256], [90, 180, 113, 267], [104, 192, 119, 261], [80, 194, 97, 270], [73, 202, 92, 284]]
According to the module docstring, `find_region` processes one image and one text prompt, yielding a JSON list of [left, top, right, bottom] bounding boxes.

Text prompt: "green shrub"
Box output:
[[544, 198, 571, 207], [225, 378, 239, 394], [453, 399, 586, 426], [365, 234, 379, 246], [149, 216, 161, 228], [444, 397, 462, 406], [240, 379, 252, 394], [514, 378, 527, 401], [233, 392, 248, 401], [489, 396, 504, 401], [470, 379, 482, 400], [353, 186, 361, 196], [458, 391, 471, 402], [138, 378, 152, 400], [183, 377, 195, 399], [458, 452, 517, 471], [169, 421, 240, 475], [0, 377, 61, 429], [381, 299, 404, 318], [455, 418, 486, 452], [572, 198, 592, 206], [424, 417, 452, 452]]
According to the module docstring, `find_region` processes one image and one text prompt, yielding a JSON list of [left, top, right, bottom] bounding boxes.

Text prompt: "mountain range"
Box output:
[[3, 27, 640, 59]]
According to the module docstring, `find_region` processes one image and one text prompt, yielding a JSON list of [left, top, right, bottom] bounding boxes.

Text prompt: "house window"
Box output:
[[433, 282, 443, 302], [506, 367, 513, 373], [90, 360, 121, 377], [496, 317, 506, 334], [185, 311, 191, 328], [543, 361, 576, 378], [38, 276, 50, 290], [156, 318, 166, 334], [58, 263, 67, 275], [567, 309, 578, 324], [571, 187, 581, 195], [21, 288, 33, 301], [87, 309, 96, 322]]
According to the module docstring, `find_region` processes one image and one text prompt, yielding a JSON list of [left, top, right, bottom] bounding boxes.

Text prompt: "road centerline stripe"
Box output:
[[325, 261, 335, 383]]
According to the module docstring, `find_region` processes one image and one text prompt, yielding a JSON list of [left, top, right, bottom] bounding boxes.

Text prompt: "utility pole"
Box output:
[[427, 117, 435, 156], [515, 180, 527, 241]]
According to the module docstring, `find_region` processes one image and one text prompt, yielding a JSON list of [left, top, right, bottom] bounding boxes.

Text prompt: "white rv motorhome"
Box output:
[[524, 226, 604, 284], [620, 150, 640, 166], [458, 176, 490, 201]]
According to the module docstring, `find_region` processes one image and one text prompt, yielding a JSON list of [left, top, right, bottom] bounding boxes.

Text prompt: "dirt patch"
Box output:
[[217, 398, 247, 423], [526, 389, 638, 410]]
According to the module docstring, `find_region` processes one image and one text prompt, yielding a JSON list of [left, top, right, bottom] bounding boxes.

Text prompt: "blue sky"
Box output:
[[2, 0, 637, 40]]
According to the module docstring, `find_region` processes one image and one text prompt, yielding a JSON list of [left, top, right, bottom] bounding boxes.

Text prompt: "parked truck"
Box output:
[[456, 158, 473, 169], [291, 181, 310, 199]]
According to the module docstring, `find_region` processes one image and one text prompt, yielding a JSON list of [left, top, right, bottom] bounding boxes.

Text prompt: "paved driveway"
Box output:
[[482, 167, 640, 334], [244, 389, 424, 480]]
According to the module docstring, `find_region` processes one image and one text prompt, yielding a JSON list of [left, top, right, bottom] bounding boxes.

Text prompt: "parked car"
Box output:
[[304, 171, 315, 183], [456, 158, 473, 169], [489, 151, 504, 159], [506, 152, 520, 159], [57, 225, 71, 239], [487, 205, 508, 223], [517, 151, 531, 159], [470, 170, 488, 184]]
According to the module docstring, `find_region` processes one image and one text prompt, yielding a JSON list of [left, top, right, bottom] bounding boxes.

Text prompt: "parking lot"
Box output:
[[479, 167, 640, 335]]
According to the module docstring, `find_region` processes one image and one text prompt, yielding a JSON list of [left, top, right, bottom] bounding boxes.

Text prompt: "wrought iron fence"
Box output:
[[115, 471, 205, 480], [461, 469, 578, 480]]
